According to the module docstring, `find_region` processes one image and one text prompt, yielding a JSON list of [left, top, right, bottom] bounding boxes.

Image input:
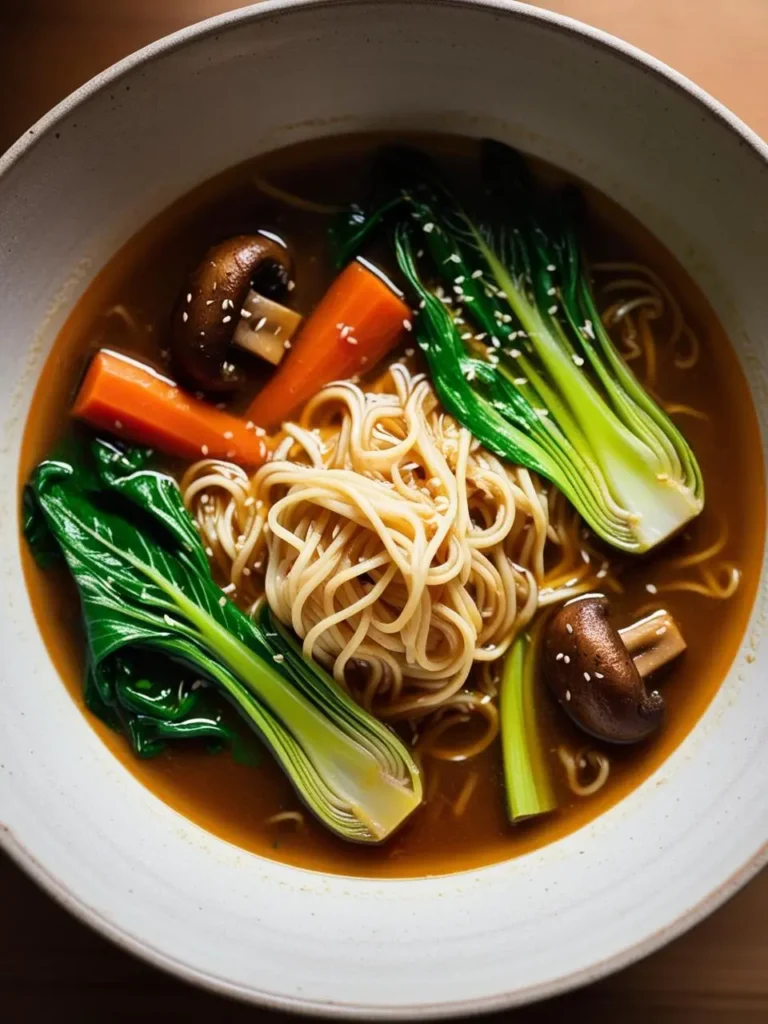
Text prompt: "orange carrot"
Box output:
[[246, 259, 411, 429], [73, 350, 266, 465]]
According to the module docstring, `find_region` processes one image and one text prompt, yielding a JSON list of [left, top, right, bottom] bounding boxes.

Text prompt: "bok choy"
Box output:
[[500, 626, 556, 822], [334, 142, 704, 553], [24, 439, 422, 842]]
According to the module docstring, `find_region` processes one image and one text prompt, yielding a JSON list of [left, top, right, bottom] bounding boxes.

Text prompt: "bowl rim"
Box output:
[[2, 0, 767, 1016]]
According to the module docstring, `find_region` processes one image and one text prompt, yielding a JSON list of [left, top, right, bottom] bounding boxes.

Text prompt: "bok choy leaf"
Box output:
[[24, 439, 422, 843], [335, 142, 704, 553]]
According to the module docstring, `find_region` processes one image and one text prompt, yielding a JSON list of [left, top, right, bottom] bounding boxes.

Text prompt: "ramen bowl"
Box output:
[[0, 0, 766, 1015]]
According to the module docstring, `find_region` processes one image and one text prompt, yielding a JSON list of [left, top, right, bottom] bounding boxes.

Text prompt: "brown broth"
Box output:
[[18, 135, 766, 878]]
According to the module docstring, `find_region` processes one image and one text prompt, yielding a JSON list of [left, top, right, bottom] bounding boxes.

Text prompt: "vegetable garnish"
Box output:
[[500, 627, 556, 823], [24, 439, 422, 843], [246, 258, 411, 429], [73, 350, 266, 464], [334, 143, 704, 553]]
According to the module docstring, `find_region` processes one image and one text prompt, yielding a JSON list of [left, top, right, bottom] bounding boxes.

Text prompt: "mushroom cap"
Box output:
[[171, 234, 292, 392], [543, 595, 664, 744]]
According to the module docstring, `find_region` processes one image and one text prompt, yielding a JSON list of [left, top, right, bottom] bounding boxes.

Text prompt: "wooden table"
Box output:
[[1, 2, 766, 1020]]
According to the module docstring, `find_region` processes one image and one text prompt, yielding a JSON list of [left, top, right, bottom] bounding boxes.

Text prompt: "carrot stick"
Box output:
[[72, 350, 266, 465], [246, 259, 411, 429]]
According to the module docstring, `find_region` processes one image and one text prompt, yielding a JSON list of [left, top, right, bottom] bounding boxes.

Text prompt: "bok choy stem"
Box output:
[[500, 628, 556, 822]]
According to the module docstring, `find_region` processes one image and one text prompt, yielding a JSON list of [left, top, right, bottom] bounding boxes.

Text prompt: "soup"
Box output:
[[20, 134, 765, 878]]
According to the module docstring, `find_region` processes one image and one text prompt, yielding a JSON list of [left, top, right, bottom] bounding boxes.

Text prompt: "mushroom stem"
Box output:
[[619, 609, 686, 679], [232, 289, 303, 366]]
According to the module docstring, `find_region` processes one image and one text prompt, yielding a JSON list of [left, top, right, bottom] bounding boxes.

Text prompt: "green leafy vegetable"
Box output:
[[500, 627, 556, 822], [24, 439, 422, 843], [83, 649, 244, 760], [334, 142, 704, 553]]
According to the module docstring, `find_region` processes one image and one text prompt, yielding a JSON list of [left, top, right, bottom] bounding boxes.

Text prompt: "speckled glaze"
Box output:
[[0, 0, 766, 1015]]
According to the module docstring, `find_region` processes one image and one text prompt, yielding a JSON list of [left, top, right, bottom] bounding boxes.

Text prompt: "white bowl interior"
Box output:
[[0, 0, 766, 1015]]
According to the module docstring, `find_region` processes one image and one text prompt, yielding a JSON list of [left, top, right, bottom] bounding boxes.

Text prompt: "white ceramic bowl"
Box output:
[[0, 0, 766, 1015]]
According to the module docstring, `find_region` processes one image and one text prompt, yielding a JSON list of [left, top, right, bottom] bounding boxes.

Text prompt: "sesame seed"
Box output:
[[223, 430, 233, 439], [583, 671, 591, 682], [182, 311, 188, 322], [453, 285, 464, 295], [222, 315, 232, 324], [555, 652, 564, 661], [566, 623, 574, 634], [284, 340, 292, 349], [656, 626, 667, 636], [546, 264, 556, 272], [205, 546, 214, 557], [582, 320, 595, 339], [241, 308, 252, 318], [242, 567, 252, 577], [221, 299, 229, 310], [471, 269, 483, 279], [423, 222, 435, 233], [514, 378, 528, 386], [114, 420, 123, 430], [454, 276, 465, 285], [403, 319, 413, 331], [273, 653, 285, 662], [565, 690, 571, 701], [255, 316, 268, 331], [594, 672, 604, 679], [186, 292, 193, 303], [548, 304, 558, 315], [221, 582, 236, 594], [346, 336, 358, 345], [547, 287, 556, 296], [509, 348, 521, 358], [201, 444, 209, 455], [218, 595, 227, 607], [563, 655, 571, 664], [287, 280, 295, 291], [461, 332, 473, 340], [646, 583, 658, 594], [572, 354, 585, 367]]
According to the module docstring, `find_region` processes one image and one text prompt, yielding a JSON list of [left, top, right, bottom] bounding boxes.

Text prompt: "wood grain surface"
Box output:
[[1, 2, 766, 1020]]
